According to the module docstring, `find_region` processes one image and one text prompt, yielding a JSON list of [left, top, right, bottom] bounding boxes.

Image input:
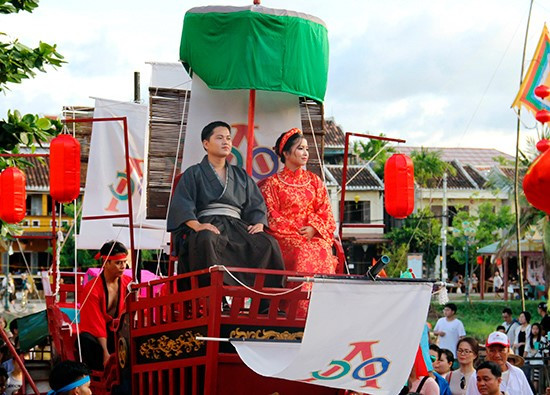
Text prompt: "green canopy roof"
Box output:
[[180, 5, 329, 102]]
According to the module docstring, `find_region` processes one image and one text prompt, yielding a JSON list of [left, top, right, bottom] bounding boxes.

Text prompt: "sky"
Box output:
[[1, 0, 549, 156]]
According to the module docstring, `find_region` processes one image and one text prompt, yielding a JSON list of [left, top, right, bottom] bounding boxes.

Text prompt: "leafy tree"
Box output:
[[0, 0, 65, 236], [449, 203, 514, 268], [352, 133, 394, 178], [383, 207, 441, 277], [411, 147, 456, 188]]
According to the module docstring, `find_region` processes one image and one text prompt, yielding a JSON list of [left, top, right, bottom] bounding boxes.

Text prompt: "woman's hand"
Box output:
[[299, 226, 317, 240]]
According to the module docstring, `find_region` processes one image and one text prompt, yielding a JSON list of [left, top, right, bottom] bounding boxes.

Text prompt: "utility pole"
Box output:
[[441, 172, 448, 282]]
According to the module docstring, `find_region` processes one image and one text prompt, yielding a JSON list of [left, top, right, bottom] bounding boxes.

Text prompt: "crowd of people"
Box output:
[[405, 302, 550, 395]]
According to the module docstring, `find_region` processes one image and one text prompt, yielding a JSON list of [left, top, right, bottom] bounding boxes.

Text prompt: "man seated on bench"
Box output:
[[167, 121, 284, 289], [78, 241, 131, 370]]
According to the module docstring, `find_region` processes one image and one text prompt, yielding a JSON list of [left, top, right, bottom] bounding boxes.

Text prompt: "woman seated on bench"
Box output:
[[260, 128, 337, 317]]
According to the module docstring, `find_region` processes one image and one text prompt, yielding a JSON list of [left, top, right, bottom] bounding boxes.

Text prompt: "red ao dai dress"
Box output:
[[260, 167, 338, 316]]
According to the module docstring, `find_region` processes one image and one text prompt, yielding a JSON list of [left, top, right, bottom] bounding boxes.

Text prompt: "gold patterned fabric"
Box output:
[[260, 167, 337, 317]]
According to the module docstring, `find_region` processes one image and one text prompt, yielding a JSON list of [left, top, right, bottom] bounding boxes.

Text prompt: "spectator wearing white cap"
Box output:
[[465, 331, 533, 395]]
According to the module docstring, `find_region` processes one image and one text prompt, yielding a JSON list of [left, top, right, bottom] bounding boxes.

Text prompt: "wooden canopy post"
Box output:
[[480, 256, 485, 300]]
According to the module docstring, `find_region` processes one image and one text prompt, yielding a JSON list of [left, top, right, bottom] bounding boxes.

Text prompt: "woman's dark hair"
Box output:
[[438, 348, 454, 366], [274, 130, 304, 163], [520, 310, 531, 323], [429, 344, 440, 353], [530, 323, 543, 348], [476, 361, 502, 378], [457, 337, 479, 361], [99, 240, 128, 257], [201, 121, 231, 142], [49, 360, 90, 392]]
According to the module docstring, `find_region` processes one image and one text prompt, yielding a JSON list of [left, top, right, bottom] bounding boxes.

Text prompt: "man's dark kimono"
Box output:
[[167, 156, 284, 287]]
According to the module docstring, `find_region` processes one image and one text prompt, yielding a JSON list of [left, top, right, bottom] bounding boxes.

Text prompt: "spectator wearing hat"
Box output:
[[465, 331, 532, 395], [537, 302, 550, 336], [434, 303, 466, 358]]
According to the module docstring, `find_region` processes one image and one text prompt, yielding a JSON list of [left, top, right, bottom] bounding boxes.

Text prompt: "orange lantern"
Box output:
[[50, 134, 81, 203], [523, 139, 550, 215], [384, 153, 414, 219], [476, 256, 483, 265], [0, 167, 26, 223]]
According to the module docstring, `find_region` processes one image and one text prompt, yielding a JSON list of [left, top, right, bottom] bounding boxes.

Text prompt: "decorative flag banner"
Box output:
[[231, 281, 432, 393], [512, 24, 550, 115], [181, 74, 302, 180], [78, 98, 169, 249]]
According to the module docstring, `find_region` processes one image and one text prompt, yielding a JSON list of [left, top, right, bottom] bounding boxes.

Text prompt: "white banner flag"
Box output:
[[181, 75, 302, 180], [78, 98, 168, 250], [232, 281, 432, 394]]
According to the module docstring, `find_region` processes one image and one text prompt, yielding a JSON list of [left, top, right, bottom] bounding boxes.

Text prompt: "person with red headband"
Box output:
[[167, 121, 284, 290], [78, 240, 132, 371], [260, 128, 337, 317]]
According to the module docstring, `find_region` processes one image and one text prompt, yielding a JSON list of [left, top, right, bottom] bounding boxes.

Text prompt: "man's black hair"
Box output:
[[0, 366, 7, 379], [502, 307, 513, 315], [49, 360, 90, 393], [201, 121, 231, 142], [539, 302, 547, 311], [496, 325, 506, 331], [477, 360, 502, 378], [445, 303, 457, 313], [99, 240, 127, 257], [429, 344, 440, 352]]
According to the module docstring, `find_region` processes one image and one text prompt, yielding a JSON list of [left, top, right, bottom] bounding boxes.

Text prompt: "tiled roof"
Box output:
[[324, 119, 345, 148], [324, 165, 384, 190], [25, 156, 49, 190], [394, 146, 513, 170], [463, 165, 487, 188]]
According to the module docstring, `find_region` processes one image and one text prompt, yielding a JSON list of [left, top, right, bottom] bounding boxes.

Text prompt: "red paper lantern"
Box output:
[[535, 109, 550, 124], [535, 85, 550, 99], [476, 256, 483, 265], [536, 139, 550, 153], [523, 142, 550, 215], [0, 167, 26, 223], [384, 153, 414, 219], [50, 134, 81, 203]]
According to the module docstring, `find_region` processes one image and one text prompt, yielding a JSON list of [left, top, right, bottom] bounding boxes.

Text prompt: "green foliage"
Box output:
[[411, 147, 456, 188], [0, 39, 64, 91], [449, 203, 514, 267], [1, 1, 64, 92], [383, 207, 442, 275], [0, 0, 65, 238], [428, 300, 541, 342], [0, 0, 39, 14], [352, 133, 395, 178]]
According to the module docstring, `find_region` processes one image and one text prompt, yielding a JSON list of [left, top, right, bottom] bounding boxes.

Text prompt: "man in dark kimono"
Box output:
[[167, 121, 284, 288]]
